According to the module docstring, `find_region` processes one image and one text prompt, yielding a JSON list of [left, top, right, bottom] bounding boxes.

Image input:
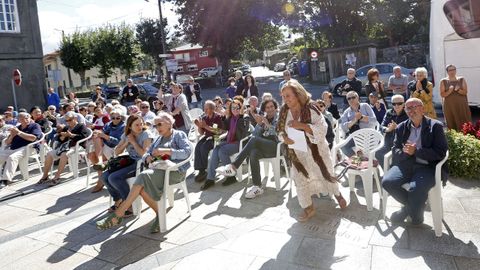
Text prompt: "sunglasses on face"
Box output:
[[65, 118, 74, 122], [347, 96, 356, 101], [447, 68, 456, 72], [318, 105, 325, 108], [231, 106, 241, 111], [392, 102, 404, 106], [49, 108, 55, 111], [154, 122, 165, 128], [112, 117, 122, 120], [141, 106, 149, 109]]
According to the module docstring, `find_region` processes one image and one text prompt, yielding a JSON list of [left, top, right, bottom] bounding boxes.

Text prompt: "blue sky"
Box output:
[[37, 0, 178, 54]]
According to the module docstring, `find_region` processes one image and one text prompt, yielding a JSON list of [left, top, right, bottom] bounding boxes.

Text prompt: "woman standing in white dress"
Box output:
[[278, 80, 347, 222]]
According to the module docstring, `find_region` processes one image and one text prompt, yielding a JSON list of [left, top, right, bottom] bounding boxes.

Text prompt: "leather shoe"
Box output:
[[390, 207, 408, 223], [201, 180, 215, 190], [221, 176, 237, 186], [195, 171, 207, 183]]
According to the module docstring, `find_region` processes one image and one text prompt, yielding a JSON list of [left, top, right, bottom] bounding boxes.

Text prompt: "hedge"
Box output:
[[446, 129, 480, 179]]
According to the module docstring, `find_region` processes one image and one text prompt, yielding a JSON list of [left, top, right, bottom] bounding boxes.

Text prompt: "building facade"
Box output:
[[170, 44, 218, 77], [43, 51, 128, 97], [0, 0, 46, 111]]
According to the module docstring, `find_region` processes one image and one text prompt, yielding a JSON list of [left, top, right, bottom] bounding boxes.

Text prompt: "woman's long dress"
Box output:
[[442, 77, 472, 131], [283, 109, 340, 208]]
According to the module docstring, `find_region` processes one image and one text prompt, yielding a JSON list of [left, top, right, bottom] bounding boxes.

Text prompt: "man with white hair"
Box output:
[[245, 96, 260, 127], [338, 68, 362, 107], [234, 70, 245, 96], [139, 101, 156, 126], [121, 78, 139, 106], [388, 66, 409, 99], [0, 112, 42, 188], [382, 98, 447, 225]]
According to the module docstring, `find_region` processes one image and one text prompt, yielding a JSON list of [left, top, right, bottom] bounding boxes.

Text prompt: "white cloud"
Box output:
[[38, 0, 179, 54]]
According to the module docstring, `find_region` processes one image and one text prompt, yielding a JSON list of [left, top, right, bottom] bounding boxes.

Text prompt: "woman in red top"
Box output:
[[91, 106, 110, 130]]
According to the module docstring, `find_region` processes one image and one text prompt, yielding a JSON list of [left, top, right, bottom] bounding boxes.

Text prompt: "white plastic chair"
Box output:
[[157, 141, 194, 232], [189, 108, 203, 120], [256, 141, 290, 191], [67, 128, 93, 186], [18, 133, 45, 180], [332, 128, 384, 211], [382, 151, 449, 237], [39, 126, 53, 166], [108, 160, 144, 217], [188, 108, 204, 143]]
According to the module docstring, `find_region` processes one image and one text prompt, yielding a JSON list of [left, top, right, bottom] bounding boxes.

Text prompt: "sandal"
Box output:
[[36, 177, 49, 185], [96, 212, 123, 230], [150, 216, 160, 234], [48, 178, 61, 187], [335, 194, 348, 210], [107, 205, 117, 213], [297, 207, 316, 222]]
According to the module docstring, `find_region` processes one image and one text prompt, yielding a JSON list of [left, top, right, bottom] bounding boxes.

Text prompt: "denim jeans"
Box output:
[[189, 101, 202, 109], [207, 142, 239, 180], [382, 163, 435, 223], [232, 136, 277, 186], [102, 162, 137, 201]]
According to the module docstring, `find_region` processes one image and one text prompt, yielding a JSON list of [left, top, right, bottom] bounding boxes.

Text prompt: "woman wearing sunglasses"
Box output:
[[201, 99, 250, 190], [96, 112, 191, 233], [90, 110, 126, 193], [375, 95, 409, 166]]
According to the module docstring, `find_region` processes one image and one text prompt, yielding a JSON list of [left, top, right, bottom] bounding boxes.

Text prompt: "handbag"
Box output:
[[335, 150, 379, 181], [106, 155, 136, 173]]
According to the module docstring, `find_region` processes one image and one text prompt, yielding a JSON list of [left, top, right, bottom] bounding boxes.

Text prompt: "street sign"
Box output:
[[13, 69, 21, 86], [166, 59, 178, 72], [158, 53, 173, 58], [319, 62, 326, 72], [310, 51, 318, 59]]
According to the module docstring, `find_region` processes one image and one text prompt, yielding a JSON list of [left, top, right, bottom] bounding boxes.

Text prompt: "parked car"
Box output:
[[274, 62, 286, 72], [199, 67, 219, 78], [137, 81, 163, 106], [101, 84, 122, 99], [238, 64, 252, 75], [329, 63, 415, 96]]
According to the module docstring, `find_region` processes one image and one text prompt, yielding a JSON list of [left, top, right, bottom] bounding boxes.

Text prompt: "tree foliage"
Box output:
[[59, 31, 94, 88], [168, 0, 284, 71], [135, 18, 169, 77]]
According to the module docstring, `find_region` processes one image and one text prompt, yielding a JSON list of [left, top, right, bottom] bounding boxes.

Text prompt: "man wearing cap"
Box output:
[[121, 79, 139, 107], [0, 112, 42, 189]]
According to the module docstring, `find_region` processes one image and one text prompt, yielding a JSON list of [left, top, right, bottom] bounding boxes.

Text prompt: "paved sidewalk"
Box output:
[[0, 163, 479, 270]]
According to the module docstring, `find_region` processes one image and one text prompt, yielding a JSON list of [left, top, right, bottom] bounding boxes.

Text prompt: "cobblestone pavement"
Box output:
[[0, 159, 479, 270]]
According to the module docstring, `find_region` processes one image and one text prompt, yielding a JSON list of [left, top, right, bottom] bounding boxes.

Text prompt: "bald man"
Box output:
[[382, 98, 448, 225]]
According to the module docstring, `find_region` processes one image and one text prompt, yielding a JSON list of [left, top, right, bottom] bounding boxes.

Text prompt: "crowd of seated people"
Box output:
[[0, 69, 451, 234]]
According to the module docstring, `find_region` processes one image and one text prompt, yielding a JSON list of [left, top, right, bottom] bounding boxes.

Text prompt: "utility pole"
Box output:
[[146, 0, 168, 82]]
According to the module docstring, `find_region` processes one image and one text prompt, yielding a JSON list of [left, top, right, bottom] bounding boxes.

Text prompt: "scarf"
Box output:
[[277, 102, 338, 183]]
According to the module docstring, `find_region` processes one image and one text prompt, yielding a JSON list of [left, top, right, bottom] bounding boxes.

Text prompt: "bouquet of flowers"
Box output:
[[149, 154, 175, 170]]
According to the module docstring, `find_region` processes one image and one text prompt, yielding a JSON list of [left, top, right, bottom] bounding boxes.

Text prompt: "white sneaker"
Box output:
[[245, 186, 264, 199], [216, 164, 237, 177]]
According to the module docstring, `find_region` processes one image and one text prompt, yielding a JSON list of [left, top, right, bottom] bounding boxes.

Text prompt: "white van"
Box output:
[[430, 0, 480, 107]]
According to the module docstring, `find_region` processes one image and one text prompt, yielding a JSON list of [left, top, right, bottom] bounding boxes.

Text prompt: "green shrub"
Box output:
[[446, 129, 480, 179]]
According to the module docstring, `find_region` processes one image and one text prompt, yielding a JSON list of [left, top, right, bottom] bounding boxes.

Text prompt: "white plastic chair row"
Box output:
[[109, 160, 144, 217], [382, 150, 449, 237], [18, 133, 45, 180], [256, 141, 290, 191], [332, 128, 384, 211]]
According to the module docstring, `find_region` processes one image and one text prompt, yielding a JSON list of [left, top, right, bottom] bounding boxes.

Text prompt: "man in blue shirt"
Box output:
[[0, 112, 42, 188], [46, 87, 61, 111]]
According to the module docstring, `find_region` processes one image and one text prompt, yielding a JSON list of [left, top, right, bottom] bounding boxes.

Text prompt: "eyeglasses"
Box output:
[[65, 118, 74, 122], [347, 96, 356, 101], [405, 104, 422, 112], [154, 122, 164, 128], [49, 108, 55, 111], [447, 68, 456, 72], [392, 102, 404, 106], [141, 106, 149, 109], [112, 117, 122, 120], [231, 106, 241, 111]]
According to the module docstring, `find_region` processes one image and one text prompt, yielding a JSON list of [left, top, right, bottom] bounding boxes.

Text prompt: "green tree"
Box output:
[[240, 24, 284, 61], [59, 31, 94, 89], [168, 0, 284, 73], [91, 25, 117, 83], [115, 24, 141, 78], [135, 18, 168, 78]]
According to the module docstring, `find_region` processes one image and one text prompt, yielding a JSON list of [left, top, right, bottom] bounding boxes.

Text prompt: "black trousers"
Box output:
[[194, 137, 214, 170]]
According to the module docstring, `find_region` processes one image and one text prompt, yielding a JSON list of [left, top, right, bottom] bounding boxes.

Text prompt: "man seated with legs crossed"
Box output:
[[382, 98, 448, 225], [0, 112, 42, 188], [216, 99, 280, 199]]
